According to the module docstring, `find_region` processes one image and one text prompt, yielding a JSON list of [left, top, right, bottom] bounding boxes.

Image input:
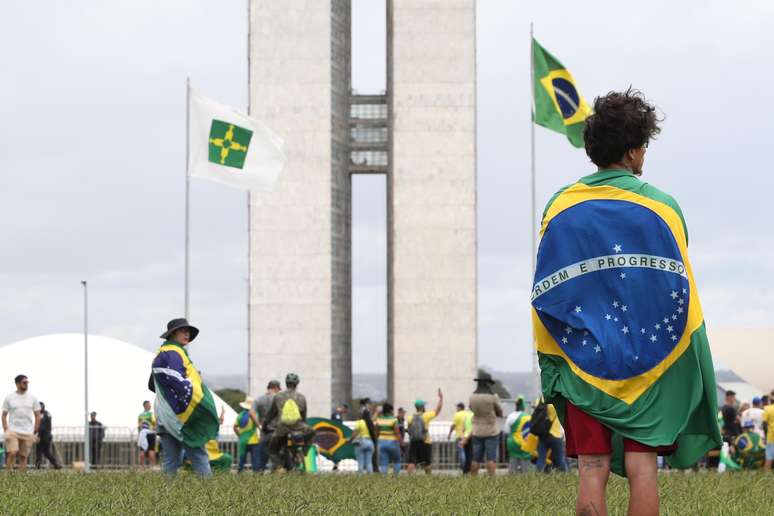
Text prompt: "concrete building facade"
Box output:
[[248, 0, 476, 418]]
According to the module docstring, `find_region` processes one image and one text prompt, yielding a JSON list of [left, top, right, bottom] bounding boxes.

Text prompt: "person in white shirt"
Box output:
[[740, 397, 765, 440], [2, 374, 41, 472]]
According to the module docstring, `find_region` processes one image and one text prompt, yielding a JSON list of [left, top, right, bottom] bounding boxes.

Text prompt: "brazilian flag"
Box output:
[[532, 38, 592, 148], [308, 418, 356, 463], [531, 169, 722, 475]]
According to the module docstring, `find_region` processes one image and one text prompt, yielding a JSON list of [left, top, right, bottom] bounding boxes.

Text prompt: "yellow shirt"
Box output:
[[547, 404, 563, 439], [353, 419, 370, 440], [452, 410, 467, 439], [763, 405, 774, 443], [407, 410, 437, 443]]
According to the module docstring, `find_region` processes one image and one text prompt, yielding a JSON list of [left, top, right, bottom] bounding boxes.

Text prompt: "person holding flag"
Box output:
[[531, 89, 721, 515], [234, 396, 260, 473], [149, 318, 220, 477]]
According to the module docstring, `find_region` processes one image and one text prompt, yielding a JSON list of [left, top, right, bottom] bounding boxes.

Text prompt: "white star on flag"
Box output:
[[672, 314, 678, 320], [594, 345, 602, 353], [678, 298, 685, 305], [575, 306, 582, 313], [683, 288, 687, 294], [622, 305, 628, 312], [582, 340, 588, 346], [663, 318, 669, 324], [650, 334, 658, 342], [667, 325, 674, 332], [614, 317, 619, 322], [562, 336, 568, 344], [677, 307, 684, 314], [613, 301, 619, 308], [605, 314, 612, 320], [670, 291, 678, 299], [641, 328, 646, 334], [655, 323, 661, 330], [613, 244, 622, 253], [620, 272, 627, 279], [622, 326, 629, 334], [671, 335, 677, 341], [565, 326, 573, 334]]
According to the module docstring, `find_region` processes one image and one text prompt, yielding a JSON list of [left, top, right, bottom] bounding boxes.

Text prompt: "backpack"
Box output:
[[281, 398, 302, 425], [529, 403, 551, 437], [408, 413, 427, 443]]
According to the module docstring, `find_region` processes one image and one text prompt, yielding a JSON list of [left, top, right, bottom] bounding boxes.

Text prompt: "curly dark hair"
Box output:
[[583, 88, 661, 168]]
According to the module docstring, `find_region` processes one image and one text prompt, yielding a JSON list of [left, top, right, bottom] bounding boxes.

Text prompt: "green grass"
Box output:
[[0, 471, 768, 515]]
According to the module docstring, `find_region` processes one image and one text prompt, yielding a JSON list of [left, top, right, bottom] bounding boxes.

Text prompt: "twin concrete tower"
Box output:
[[248, 0, 477, 418]]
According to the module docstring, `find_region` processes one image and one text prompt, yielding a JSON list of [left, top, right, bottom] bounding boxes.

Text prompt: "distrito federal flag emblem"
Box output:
[[188, 85, 285, 191], [208, 120, 253, 169]]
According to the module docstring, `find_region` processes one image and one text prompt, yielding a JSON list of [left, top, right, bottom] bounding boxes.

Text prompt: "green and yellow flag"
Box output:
[[532, 169, 722, 475], [532, 38, 592, 148], [307, 417, 356, 463]]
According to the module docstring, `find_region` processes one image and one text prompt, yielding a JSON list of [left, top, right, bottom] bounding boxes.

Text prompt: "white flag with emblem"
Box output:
[[187, 85, 285, 191]]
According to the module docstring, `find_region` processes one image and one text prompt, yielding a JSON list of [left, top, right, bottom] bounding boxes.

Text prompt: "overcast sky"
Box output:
[[2, 1, 772, 379]]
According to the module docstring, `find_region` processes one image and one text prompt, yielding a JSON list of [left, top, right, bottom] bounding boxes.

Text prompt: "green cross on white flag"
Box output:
[[188, 86, 285, 191]]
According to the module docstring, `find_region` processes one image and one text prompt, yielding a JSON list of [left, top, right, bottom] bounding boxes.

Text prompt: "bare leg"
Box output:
[[576, 454, 610, 516], [18, 454, 28, 472], [6, 452, 15, 471], [424, 464, 432, 475], [470, 461, 480, 475], [149, 451, 157, 466], [486, 460, 497, 476], [765, 459, 772, 471], [624, 452, 658, 516], [406, 463, 416, 474]]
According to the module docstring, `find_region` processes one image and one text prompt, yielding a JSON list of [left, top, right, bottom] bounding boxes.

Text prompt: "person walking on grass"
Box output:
[[532, 88, 720, 516], [137, 400, 157, 468], [448, 402, 469, 473], [250, 379, 281, 472], [469, 373, 503, 476], [2, 374, 41, 472], [149, 318, 219, 477], [35, 402, 61, 469], [376, 403, 402, 474], [406, 389, 443, 474]]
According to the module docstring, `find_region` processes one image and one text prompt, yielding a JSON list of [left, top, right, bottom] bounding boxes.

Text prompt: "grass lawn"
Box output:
[[0, 471, 768, 515]]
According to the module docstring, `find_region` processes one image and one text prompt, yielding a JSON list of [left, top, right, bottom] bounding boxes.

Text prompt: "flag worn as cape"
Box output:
[[235, 409, 259, 460], [532, 38, 592, 148], [188, 85, 285, 191], [307, 417, 356, 463], [152, 341, 219, 448], [531, 169, 721, 475], [506, 412, 535, 460]]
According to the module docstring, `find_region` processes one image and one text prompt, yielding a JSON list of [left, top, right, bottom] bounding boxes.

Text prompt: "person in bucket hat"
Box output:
[[149, 318, 218, 477]]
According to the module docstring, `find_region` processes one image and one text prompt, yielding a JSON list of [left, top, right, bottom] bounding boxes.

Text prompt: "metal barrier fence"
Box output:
[[5, 422, 510, 471]]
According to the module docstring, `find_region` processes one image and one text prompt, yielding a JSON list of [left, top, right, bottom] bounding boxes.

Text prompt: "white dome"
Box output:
[[0, 334, 237, 431]]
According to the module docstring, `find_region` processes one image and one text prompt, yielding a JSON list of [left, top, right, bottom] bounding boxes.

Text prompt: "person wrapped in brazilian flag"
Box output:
[[531, 89, 721, 514], [150, 318, 220, 477]]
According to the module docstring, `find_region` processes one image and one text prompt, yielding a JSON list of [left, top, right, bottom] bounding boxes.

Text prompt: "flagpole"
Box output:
[[81, 280, 90, 473], [185, 77, 191, 320], [529, 23, 540, 400], [246, 0, 253, 396]]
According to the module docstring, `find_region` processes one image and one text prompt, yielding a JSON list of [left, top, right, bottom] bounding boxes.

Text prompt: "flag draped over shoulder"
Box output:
[[188, 86, 285, 191], [307, 417, 356, 463], [532, 38, 592, 148], [152, 342, 219, 448], [531, 169, 721, 475]]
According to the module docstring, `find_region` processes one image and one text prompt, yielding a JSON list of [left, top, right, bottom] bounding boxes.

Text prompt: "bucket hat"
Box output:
[[160, 318, 199, 341]]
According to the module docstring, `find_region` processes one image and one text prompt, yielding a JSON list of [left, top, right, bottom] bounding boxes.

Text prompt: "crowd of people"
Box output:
[[718, 390, 774, 470]]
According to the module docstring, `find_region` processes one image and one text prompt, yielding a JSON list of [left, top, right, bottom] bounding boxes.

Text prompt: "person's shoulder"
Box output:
[[425, 410, 437, 420], [542, 182, 576, 221]]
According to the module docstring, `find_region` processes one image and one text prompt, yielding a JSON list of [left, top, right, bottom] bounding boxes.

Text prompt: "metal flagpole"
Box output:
[[185, 77, 191, 320], [81, 280, 90, 473], [246, 0, 253, 395], [529, 23, 540, 399]]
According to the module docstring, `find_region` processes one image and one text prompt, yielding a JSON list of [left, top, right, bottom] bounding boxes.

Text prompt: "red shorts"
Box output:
[[564, 402, 677, 457]]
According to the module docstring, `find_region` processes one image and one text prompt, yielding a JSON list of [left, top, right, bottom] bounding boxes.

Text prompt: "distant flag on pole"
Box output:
[[532, 38, 592, 148], [188, 86, 285, 191]]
